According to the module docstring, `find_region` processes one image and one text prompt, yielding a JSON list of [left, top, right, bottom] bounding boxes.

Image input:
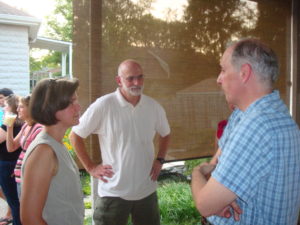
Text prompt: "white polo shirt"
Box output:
[[72, 88, 170, 200]]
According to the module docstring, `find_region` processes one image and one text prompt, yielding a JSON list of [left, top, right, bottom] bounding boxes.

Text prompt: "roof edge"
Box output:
[[30, 37, 72, 52], [0, 14, 41, 42]]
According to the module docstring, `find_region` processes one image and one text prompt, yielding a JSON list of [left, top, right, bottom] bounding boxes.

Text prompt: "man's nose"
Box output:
[[133, 78, 140, 85]]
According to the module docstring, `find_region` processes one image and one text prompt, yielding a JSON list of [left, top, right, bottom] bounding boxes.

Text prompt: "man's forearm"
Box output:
[[191, 165, 209, 201], [157, 134, 170, 158], [191, 163, 216, 216], [69, 131, 95, 172]]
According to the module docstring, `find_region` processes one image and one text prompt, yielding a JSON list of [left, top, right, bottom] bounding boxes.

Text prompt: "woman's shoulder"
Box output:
[[31, 123, 43, 134]]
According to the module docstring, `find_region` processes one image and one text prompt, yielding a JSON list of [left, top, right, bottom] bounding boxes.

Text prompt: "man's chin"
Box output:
[[129, 90, 142, 96], [130, 92, 142, 97]]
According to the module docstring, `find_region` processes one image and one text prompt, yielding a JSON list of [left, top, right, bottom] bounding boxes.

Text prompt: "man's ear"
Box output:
[[115, 76, 122, 87], [240, 63, 252, 83]]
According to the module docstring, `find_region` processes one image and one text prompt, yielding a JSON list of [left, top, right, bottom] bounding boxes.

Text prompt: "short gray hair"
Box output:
[[230, 38, 279, 87]]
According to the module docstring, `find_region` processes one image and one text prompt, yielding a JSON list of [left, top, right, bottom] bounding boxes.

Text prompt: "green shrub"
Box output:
[[84, 201, 92, 209], [63, 128, 76, 158], [80, 170, 91, 196], [84, 216, 92, 225]]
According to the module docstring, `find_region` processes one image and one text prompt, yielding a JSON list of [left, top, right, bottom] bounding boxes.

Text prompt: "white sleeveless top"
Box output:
[[22, 131, 84, 225]]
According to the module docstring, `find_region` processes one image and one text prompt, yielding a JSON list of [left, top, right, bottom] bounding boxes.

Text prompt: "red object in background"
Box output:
[[216, 120, 228, 139]]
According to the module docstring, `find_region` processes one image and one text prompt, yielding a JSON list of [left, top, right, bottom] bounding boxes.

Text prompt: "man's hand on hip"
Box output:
[[150, 160, 163, 181], [88, 164, 114, 183]]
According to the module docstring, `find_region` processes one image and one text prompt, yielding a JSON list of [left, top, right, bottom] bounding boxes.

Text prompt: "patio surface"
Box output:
[[0, 197, 8, 218]]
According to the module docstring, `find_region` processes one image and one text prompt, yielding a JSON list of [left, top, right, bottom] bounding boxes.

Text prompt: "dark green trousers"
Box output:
[[93, 191, 160, 225]]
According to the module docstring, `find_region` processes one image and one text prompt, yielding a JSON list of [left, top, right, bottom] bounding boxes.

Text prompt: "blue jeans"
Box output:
[[0, 160, 21, 225]]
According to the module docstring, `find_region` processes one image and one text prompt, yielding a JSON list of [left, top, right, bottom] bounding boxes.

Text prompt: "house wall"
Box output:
[[0, 24, 30, 96]]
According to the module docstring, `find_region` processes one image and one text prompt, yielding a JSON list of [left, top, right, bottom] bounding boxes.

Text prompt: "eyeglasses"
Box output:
[[120, 74, 144, 82]]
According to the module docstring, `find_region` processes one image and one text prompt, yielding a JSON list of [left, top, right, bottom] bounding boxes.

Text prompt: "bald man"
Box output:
[[70, 59, 170, 225]]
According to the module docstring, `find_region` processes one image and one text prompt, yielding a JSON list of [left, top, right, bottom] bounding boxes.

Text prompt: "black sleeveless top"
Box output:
[[0, 124, 22, 161]]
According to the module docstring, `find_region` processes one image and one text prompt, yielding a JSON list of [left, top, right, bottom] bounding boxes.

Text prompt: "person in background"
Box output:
[[210, 103, 235, 165], [0, 95, 23, 225], [0, 88, 14, 225], [191, 38, 300, 224], [0, 88, 14, 126], [6, 95, 43, 196], [21, 78, 84, 225], [70, 59, 170, 225]]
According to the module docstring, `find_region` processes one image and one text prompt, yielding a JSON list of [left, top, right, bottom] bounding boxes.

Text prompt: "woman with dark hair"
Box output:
[[0, 95, 23, 225], [21, 78, 84, 225], [6, 95, 43, 196]]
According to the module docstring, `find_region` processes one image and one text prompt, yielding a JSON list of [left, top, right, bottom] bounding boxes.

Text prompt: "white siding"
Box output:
[[0, 24, 29, 96]]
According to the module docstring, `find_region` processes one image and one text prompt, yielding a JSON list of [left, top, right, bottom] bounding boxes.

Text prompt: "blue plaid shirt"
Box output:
[[208, 91, 300, 225]]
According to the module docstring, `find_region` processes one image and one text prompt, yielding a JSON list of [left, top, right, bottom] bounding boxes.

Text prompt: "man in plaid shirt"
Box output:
[[192, 38, 300, 225]]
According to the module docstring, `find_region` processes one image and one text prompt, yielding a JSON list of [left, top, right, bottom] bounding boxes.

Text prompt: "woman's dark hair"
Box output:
[[30, 78, 79, 126], [5, 94, 23, 126]]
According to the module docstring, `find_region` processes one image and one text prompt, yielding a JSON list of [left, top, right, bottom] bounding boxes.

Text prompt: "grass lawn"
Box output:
[[157, 180, 202, 225]]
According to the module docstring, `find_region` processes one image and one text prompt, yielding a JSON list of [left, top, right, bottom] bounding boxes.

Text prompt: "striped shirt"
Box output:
[[14, 123, 43, 183], [209, 90, 300, 225]]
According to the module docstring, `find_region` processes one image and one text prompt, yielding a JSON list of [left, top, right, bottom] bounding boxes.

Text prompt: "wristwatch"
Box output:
[[156, 157, 165, 165]]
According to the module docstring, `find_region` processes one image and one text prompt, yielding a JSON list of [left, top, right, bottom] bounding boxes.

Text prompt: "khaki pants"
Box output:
[[93, 192, 160, 225]]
